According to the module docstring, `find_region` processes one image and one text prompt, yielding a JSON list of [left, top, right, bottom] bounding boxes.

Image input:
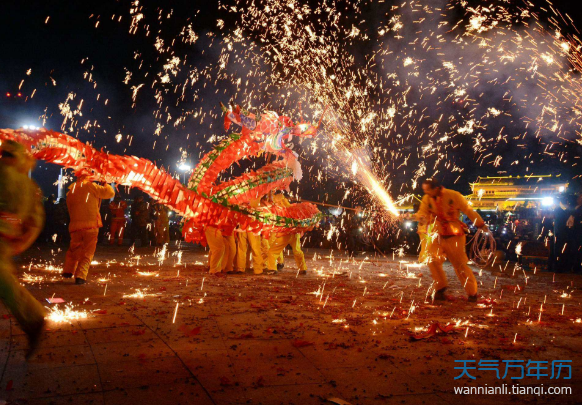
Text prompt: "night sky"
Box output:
[[1, 0, 582, 201], [0, 1, 231, 198]]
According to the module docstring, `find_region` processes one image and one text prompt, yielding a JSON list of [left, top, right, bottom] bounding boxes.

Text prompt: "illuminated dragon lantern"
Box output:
[[0, 103, 322, 244]]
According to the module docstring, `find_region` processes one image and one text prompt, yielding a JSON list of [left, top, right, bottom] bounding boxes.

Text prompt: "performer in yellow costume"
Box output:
[[265, 193, 307, 275], [417, 179, 487, 302], [63, 169, 115, 284], [235, 198, 264, 274], [0, 140, 46, 358]]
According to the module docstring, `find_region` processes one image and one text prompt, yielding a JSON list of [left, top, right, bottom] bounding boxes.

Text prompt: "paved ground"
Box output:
[[1, 243, 580, 405]]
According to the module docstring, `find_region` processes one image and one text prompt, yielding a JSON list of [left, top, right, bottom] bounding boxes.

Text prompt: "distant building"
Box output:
[[467, 175, 568, 211]]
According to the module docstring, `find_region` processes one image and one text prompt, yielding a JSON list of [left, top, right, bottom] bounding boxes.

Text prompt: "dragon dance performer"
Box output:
[[0, 140, 46, 358], [235, 198, 264, 275], [417, 179, 487, 302], [63, 169, 115, 284], [268, 232, 285, 270], [223, 229, 236, 274], [204, 225, 236, 275], [265, 192, 308, 275], [259, 194, 275, 273], [204, 226, 226, 274]]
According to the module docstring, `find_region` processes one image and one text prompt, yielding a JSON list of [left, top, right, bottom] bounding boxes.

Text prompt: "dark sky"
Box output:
[[0, 0, 229, 197], [1, 0, 582, 199]]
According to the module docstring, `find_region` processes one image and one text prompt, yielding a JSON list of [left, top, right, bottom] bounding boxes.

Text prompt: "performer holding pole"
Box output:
[[63, 169, 115, 284], [235, 198, 264, 275], [265, 192, 308, 275], [222, 229, 236, 274], [417, 179, 487, 302], [204, 226, 227, 274]]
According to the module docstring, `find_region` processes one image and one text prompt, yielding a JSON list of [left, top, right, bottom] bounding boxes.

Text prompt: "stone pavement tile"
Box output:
[[7, 345, 96, 370], [98, 356, 191, 391], [103, 379, 214, 405], [0, 327, 9, 347], [362, 393, 451, 405], [19, 392, 105, 405], [83, 325, 157, 344], [91, 339, 174, 364], [282, 328, 344, 348], [11, 330, 88, 350], [208, 387, 249, 405], [17, 392, 106, 405], [297, 341, 379, 369], [228, 340, 325, 387], [1, 364, 102, 400], [268, 312, 323, 337], [177, 349, 238, 392], [0, 318, 10, 334], [438, 391, 575, 405], [256, 322, 324, 342], [0, 341, 8, 373], [0, 304, 10, 316], [320, 364, 435, 402], [245, 383, 341, 405], [15, 318, 81, 336], [216, 313, 278, 341], [164, 333, 227, 352], [79, 312, 144, 330], [152, 319, 226, 351]]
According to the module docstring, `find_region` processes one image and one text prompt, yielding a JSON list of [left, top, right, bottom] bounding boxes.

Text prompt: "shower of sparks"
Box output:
[[32, 263, 63, 272], [172, 302, 179, 323], [137, 271, 159, 277], [46, 305, 89, 323], [22, 0, 582, 246], [22, 273, 45, 284], [157, 243, 168, 266], [123, 288, 155, 299], [173, 250, 183, 266]]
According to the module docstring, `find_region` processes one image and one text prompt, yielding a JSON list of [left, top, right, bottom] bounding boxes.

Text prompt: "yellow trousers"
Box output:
[[261, 236, 270, 263], [266, 233, 306, 272], [427, 234, 477, 296], [418, 232, 431, 264], [267, 234, 284, 264], [205, 227, 226, 273], [236, 232, 263, 274], [222, 234, 236, 272], [64, 228, 99, 280], [0, 243, 45, 335]]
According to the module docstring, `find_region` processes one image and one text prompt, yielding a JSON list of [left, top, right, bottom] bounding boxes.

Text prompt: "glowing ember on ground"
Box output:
[[33, 264, 63, 272], [137, 271, 159, 277], [46, 305, 88, 323], [21, 273, 45, 283], [156, 244, 168, 266], [123, 288, 156, 299]]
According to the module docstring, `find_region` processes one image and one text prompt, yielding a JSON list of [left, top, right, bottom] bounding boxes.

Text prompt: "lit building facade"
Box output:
[[466, 175, 568, 212]]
